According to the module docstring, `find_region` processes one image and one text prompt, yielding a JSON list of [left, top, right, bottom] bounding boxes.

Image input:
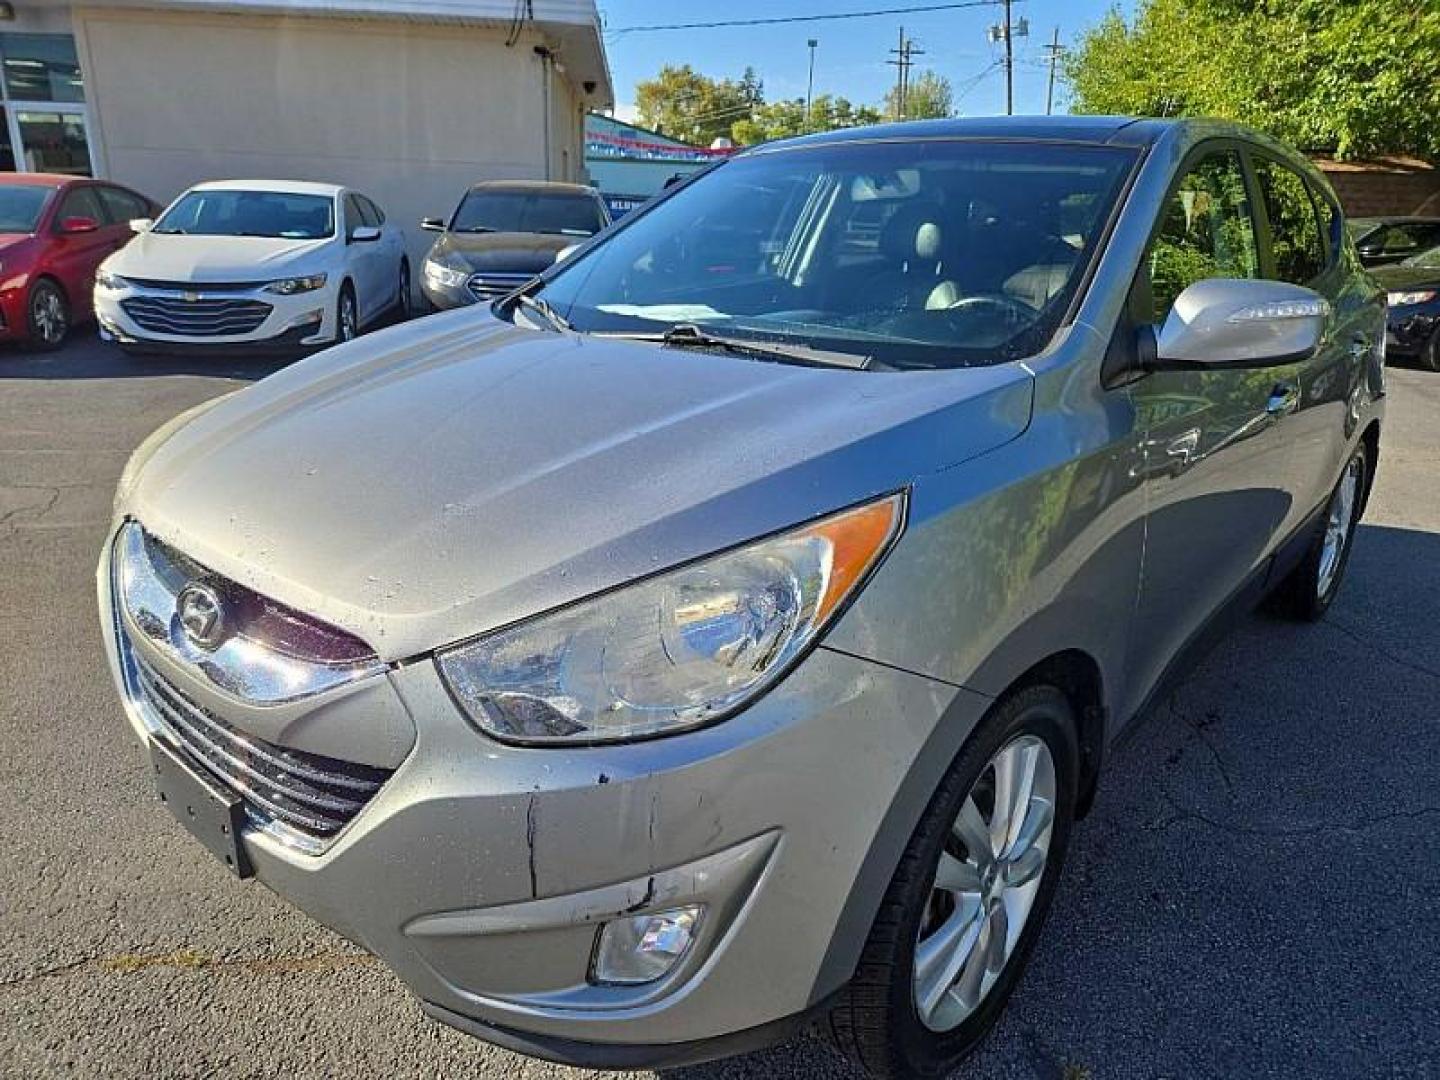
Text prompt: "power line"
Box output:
[[607, 1, 1010, 36]]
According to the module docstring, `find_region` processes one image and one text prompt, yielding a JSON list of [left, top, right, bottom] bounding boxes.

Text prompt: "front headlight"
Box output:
[[1388, 289, 1436, 307], [423, 256, 469, 289], [95, 267, 125, 290], [263, 273, 328, 295], [438, 493, 905, 745]]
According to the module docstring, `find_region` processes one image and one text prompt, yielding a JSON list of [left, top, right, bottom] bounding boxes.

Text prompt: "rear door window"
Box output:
[[97, 185, 148, 226]]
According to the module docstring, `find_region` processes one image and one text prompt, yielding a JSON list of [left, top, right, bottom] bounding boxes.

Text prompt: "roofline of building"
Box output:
[[71, 0, 613, 106]]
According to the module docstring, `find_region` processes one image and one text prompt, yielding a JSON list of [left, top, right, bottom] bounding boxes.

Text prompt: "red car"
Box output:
[[0, 173, 160, 351]]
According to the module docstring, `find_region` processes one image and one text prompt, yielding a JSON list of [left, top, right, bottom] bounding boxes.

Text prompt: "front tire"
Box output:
[[1420, 330, 1440, 373], [396, 260, 412, 319], [1272, 442, 1368, 621], [337, 283, 359, 343], [826, 685, 1079, 1078], [26, 279, 70, 352]]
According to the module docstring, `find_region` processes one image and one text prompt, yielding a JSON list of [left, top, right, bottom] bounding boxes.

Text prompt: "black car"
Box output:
[[419, 181, 609, 310], [1373, 243, 1440, 371], [1348, 216, 1440, 268]]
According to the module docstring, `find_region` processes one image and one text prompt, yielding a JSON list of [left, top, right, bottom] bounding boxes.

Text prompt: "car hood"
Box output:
[[0, 233, 33, 254], [124, 310, 1034, 661], [1371, 263, 1440, 291], [107, 232, 330, 282], [430, 231, 576, 275]]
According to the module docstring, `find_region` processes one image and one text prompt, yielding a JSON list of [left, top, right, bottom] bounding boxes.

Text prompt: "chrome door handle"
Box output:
[[1266, 383, 1300, 418]]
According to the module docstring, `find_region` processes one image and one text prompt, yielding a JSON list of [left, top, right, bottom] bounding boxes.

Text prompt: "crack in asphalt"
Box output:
[[1164, 696, 1235, 797], [1147, 796, 1440, 839], [0, 949, 377, 990], [1323, 617, 1440, 683]]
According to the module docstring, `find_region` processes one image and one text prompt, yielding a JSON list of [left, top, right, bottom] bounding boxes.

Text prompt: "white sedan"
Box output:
[[94, 180, 410, 355]]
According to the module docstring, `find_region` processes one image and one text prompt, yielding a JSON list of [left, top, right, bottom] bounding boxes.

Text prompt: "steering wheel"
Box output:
[[943, 292, 1039, 323]]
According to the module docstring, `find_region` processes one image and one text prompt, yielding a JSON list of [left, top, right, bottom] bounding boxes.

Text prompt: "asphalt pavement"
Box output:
[[2, 333, 1437, 1079]]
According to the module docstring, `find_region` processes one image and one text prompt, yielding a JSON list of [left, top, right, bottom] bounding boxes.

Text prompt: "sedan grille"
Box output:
[[467, 273, 534, 301], [121, 296, 272, 337], [133, 655, 391, 840]]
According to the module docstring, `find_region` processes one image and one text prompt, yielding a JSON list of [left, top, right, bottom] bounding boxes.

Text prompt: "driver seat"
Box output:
[[872, 202, 961, 312]]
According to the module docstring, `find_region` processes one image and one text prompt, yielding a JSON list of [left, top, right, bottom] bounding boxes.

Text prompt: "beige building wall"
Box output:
[[71, 7, 588, 264]]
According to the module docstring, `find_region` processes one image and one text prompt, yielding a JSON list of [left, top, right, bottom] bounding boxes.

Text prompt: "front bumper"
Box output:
[[95, 280, 337, 352], [96, 522, 972, 1053], [1384, 305, 1438, 356]]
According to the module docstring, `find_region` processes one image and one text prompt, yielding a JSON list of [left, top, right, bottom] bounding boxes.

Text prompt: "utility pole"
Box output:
[[1044, 27, 1062, 115], [887, 27, 924, 120], [987, 1, 1028, 115], [805, 39, 818, 132]]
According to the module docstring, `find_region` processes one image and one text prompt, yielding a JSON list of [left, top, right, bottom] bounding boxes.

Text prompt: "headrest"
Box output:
[[879, 201, 946, 264]]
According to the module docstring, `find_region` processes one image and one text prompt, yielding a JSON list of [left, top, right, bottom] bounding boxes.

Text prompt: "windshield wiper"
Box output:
[[511, 291, 571, 332], [655, 324, 870, 370]]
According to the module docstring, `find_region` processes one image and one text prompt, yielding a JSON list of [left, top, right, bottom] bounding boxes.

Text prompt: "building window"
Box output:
[[2, 33, 84, 103], [0, 34, 91, 175]]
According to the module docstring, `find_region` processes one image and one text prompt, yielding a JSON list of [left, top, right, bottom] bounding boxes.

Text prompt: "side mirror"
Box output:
[[1152, 278, 1327, 370], [59, 216, 99, 234], [350, 225, 381, 243], [420, 217, 446, 232], [553, 243, 583, 264], [128, 217, 154, 233]]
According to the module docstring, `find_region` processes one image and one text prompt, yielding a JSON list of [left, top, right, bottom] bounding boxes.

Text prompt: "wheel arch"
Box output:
[[809, 647, 1107, 1007]]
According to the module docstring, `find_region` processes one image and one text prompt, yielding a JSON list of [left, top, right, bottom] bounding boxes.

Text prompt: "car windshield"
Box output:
[[535, 139, 1137, 370], [1399, 243, 1440, 269], [452, 191, 605, 236], [0, 184, 54, 232], [153, 190, 335, 239]]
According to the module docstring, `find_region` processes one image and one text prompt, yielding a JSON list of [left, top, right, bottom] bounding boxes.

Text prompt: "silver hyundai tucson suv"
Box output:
[[99, 117, 1384, 1077]]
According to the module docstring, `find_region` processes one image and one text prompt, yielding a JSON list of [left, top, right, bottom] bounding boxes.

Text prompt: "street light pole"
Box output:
[[806, 38, 818, 132]]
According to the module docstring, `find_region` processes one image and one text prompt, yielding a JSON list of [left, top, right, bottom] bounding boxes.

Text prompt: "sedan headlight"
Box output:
[[1388, 289, 1436, 307], [263, 273, 328, 295], [438, 493, 905, 745], [95, 267, 125, 290], [423, 256, 469, 289]]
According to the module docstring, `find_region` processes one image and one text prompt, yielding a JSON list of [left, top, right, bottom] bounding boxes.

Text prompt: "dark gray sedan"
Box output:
[[99, 117, 1384, 1078]]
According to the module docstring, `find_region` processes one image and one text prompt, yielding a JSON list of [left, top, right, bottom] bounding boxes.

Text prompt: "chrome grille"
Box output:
[[122, 296, 272, 337], [133, 655, 391, 840], [467, 273, 533, 301]]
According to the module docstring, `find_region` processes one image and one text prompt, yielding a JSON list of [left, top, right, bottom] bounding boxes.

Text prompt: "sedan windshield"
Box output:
[[0, 184, 54, 232], [536, 140, 1137, 370], [154, 190, 335, 239], [452, 191, 605, 236]]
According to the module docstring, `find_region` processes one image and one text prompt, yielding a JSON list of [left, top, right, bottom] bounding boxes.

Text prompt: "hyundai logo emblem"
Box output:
[[176, 583, 226, 649]]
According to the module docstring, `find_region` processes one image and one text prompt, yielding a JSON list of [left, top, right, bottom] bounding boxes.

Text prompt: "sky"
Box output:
[[597, 0, 1138, 130]]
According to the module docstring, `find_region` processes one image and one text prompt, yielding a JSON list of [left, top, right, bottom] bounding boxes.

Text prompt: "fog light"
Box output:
[[288, 308, 324, 329], [590, 904, 703, 985]]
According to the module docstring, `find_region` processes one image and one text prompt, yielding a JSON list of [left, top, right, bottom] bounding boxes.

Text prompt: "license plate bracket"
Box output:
[[150, 738, 253, 878]]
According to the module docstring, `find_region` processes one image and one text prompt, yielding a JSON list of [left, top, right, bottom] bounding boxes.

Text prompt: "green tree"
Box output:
[[731, 94, 885, 145], [883, 70, 954, 120], [1066, 0, 1440, 161], [634, 64, 764, 146]]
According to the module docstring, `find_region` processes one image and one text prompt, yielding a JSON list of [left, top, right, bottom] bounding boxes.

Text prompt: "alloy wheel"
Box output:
[[1317, 454, 1362, 598], [31, 287, 67, 346], [913, 733, 1056, 1032], [339, 291, 358, 341]]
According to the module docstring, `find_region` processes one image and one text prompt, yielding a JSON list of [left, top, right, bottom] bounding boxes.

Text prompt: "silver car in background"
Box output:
[[98, 117, 1384, 1076]]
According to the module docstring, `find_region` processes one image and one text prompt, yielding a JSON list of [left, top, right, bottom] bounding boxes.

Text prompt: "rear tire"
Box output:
[[26, 279, 69, 352], [825, 684, 1079, 1078], [1272, 442, 1368, 621]]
